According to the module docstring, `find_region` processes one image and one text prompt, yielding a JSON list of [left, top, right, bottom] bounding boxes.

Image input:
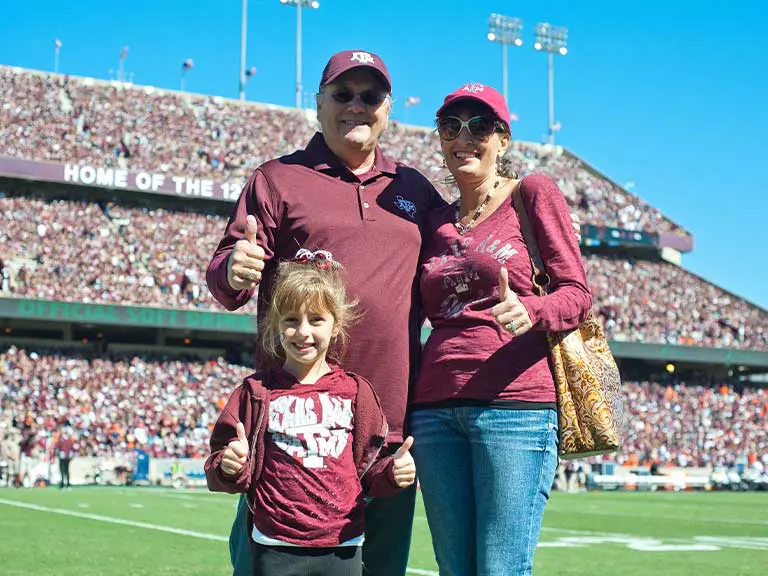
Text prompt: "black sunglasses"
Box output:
[[329, 89, 388, 107], [437, 116, 501, 141]]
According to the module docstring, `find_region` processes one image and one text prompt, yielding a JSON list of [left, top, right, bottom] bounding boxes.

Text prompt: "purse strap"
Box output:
[[510, 178, 551, 297]]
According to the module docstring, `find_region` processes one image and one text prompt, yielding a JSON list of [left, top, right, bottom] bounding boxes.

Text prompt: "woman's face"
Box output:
[[437, 102, 509, 184]]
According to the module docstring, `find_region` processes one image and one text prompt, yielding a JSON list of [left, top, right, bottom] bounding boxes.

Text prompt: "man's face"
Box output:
[[316, 69, 391, 157]]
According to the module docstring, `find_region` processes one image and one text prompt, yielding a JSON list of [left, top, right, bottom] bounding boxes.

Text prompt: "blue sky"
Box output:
[[2, 0, 766, 308]]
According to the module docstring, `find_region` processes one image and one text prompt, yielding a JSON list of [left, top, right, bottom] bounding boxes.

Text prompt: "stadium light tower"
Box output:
[[240, 0, 248, 100], [54, 39, 62, 74], [533, 23, 568, 145], [486, 13, 523, 106], [279, 0, 320, 109]]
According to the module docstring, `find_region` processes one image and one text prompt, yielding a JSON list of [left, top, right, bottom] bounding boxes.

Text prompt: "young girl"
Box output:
[[205, 248, 416, 576]]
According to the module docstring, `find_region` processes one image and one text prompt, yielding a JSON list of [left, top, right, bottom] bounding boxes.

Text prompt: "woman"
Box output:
[[410, 82, 593, 575]]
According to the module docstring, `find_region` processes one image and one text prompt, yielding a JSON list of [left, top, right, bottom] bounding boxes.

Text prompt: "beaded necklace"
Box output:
[[454, 180, 500, 235]]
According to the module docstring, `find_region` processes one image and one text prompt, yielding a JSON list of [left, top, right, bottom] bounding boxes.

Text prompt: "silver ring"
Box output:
[[505, 321, 515, 331]]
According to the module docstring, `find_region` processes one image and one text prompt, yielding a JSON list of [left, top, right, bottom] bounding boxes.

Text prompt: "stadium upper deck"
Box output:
[[1, 66, 766, 351], [0, 65, 690, 240]]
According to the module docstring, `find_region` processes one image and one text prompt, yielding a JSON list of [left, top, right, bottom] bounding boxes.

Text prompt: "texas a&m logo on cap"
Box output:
[[460, 82, 486, 94], [350, 51, 376, 65]]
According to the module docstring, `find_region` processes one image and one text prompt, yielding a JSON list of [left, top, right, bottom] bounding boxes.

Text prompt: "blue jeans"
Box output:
[[409, 407, 559, 576]]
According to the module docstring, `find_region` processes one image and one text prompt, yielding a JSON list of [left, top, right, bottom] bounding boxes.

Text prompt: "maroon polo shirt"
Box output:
[[206, 133, 445, 442]]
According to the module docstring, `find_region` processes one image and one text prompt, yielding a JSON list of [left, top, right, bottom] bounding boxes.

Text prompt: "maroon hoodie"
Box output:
[[205, 366, 403, 546]]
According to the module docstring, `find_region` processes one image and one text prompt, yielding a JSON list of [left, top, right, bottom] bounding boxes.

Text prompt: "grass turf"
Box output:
[[0, 487, 765, 575]]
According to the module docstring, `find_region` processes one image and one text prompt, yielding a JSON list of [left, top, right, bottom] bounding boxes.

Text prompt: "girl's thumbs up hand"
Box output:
[[221, 422, 249, 477]]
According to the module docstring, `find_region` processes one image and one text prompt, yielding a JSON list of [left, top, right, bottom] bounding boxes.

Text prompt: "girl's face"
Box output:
[[278, 303, 337, 374]]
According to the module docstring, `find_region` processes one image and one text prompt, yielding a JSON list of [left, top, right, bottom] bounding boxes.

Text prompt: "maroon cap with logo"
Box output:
[[319, 50, 392, 92], [436, 82, 511, 128]]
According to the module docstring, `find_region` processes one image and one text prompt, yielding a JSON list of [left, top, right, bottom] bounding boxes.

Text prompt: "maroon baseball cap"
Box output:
[[319, 50, 392, 92], [436, 82, 511, 128]]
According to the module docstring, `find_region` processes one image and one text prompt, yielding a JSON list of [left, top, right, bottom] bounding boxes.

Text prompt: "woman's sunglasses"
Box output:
[[437, 116, 501, 141], [328, 89, 389, 107]]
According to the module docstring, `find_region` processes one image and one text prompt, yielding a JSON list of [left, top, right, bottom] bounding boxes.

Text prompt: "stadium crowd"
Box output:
[[621, 379, 767, 471], [0, 192, 257, 313], [0, 65, 687, 235], [1, 67, 767, 482], [0, 346, 250, 460], [2, 190, 765, 350], [585, 254, 768, 351], [1, 346, 765, 470]]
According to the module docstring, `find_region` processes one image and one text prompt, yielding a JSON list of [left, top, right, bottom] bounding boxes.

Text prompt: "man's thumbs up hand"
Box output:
[[392, 436, 416, 488], [227, 215, 266, 291], [491, 267, 533, 337], [245, 215, 258, 244], [220, 422, 249, 477]]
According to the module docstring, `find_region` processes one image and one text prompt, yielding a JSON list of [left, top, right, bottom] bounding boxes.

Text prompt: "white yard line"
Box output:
[[89, 487, 240, 505], [549, 507, 768, 526], [0, 498, 439, 575], [0, 497, 228, 542]]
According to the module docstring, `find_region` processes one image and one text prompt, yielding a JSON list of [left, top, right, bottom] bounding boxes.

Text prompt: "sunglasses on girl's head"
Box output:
[[437, 116, 500, 141], [329, 89, 389, 107]]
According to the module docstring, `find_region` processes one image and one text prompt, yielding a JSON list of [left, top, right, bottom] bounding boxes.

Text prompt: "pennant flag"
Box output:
[[55, 38, 62, 49], [405, 96, 421, 107], [246, 66, 257, 78], [182, 58, 194, 71], [120, 46, 129, 60]]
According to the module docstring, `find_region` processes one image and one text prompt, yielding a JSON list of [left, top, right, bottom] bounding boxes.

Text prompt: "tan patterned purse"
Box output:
[[512, 183, 624, 460]]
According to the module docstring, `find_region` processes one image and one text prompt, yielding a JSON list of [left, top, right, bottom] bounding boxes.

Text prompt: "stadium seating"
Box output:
[[0, 346, 249, 459], [0, 66, 766, 471], [0, 193, 257, 313], [621, 380, 767, 469], [0, 65, 687, 235], [1, 346, 765, 468], [2, 191, 764, 349], [585, 254, 768, 350]]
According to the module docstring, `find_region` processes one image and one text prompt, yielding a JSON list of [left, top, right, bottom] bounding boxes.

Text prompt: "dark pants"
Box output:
[[59, 458, 71, 488], [252, 543, 361, 576], [362, 482, 417, 576], [229, 455, 417, 576]]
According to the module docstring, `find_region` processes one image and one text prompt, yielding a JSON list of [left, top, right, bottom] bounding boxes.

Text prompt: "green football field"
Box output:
[[0, 487, 765, 575]]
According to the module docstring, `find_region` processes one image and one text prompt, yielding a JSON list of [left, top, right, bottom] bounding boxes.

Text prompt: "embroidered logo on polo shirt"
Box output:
[[394, 195, 417, 219], [350, 52, 375, 65]]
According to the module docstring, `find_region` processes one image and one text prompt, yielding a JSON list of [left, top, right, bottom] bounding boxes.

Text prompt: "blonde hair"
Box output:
[[261, 260, 358, 363]]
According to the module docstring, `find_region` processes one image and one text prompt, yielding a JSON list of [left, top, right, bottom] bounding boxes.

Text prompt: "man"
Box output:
[[55, 426, 76, 490], [0, 425, 20, 487], [206, 49, 444, 576], [17, 424, 37, 488]]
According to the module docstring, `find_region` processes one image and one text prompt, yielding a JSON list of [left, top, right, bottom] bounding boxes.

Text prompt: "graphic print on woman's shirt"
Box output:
[[421, 224, 524, 321]]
